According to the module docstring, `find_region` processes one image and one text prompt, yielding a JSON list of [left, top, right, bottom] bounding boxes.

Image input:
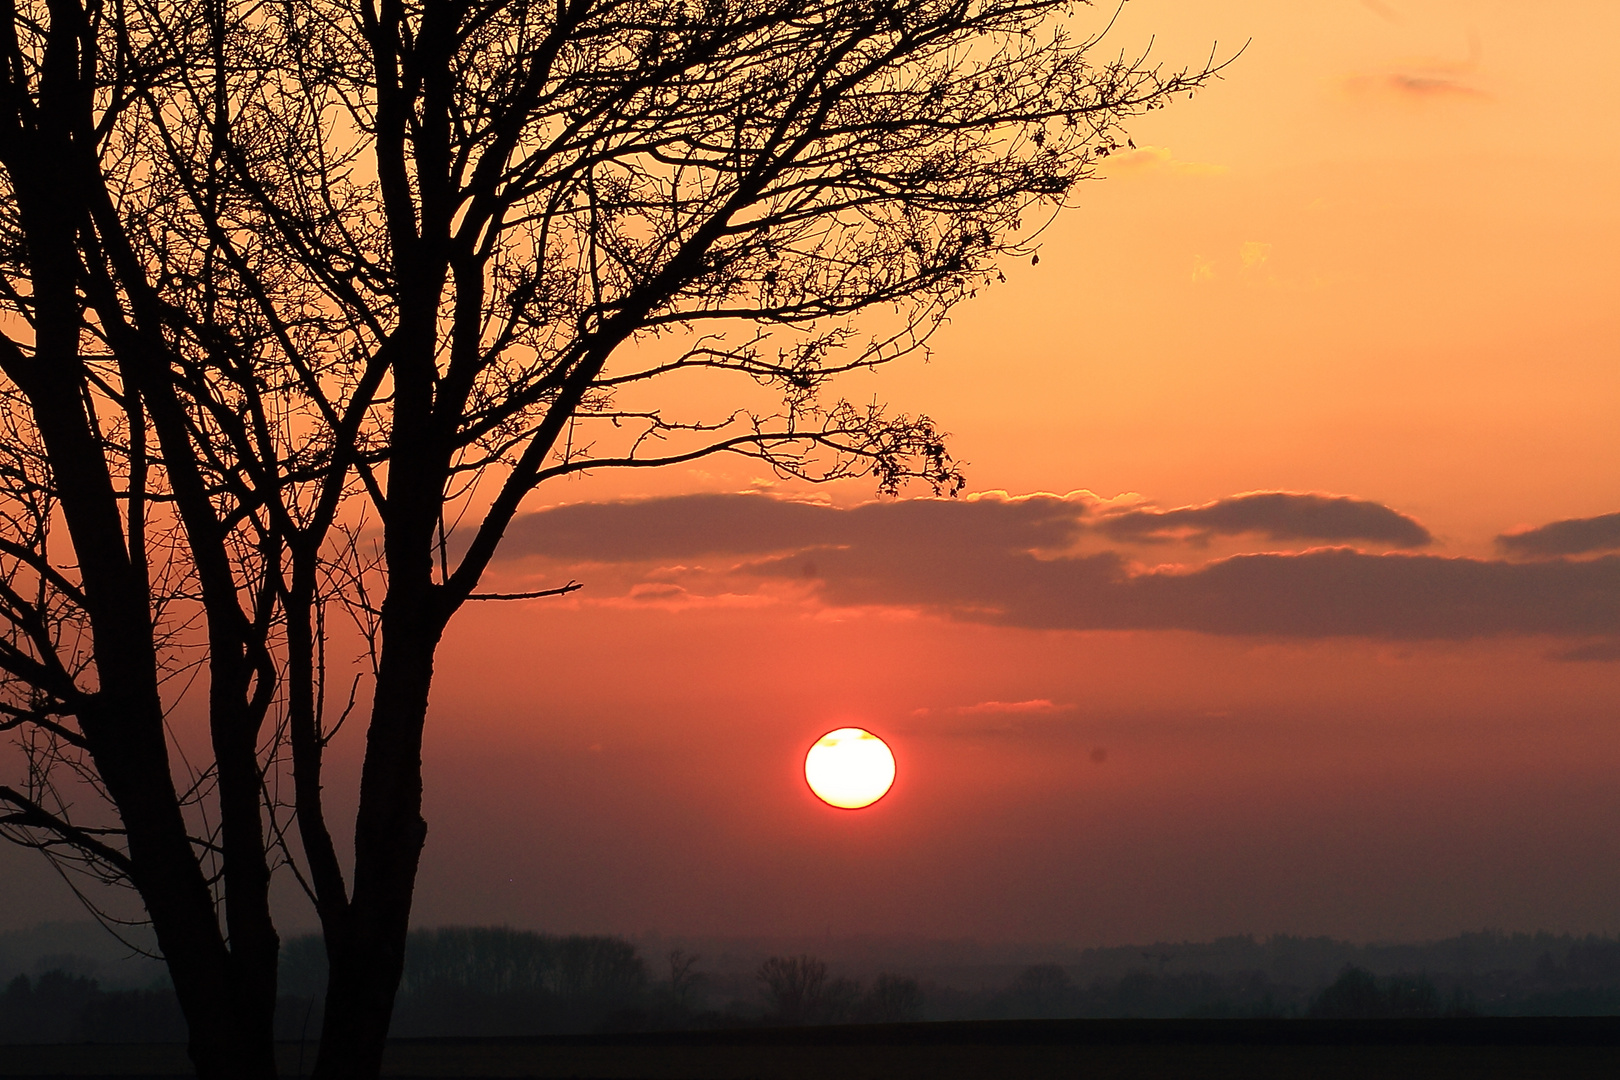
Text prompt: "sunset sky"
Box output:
[[4, 0, 1618, 948]]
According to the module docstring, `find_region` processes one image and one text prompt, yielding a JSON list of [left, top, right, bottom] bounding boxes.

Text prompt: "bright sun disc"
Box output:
[[804, 728, 896, 809]]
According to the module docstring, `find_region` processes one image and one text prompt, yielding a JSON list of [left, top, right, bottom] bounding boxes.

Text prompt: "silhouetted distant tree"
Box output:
[[757, 952, 860, 1024], [1309, 966, 1442, 1019], [861, 972, 924, 1023], [997, 963, 1078, 1019], [1309, 966, 1385, 1018], [0, 0, 1219, 1075], [668, 949, 704, 1012], [758, 954, 828, 1025], [821, 974, 864, 1024], [1383, 973, 1442, 1018]]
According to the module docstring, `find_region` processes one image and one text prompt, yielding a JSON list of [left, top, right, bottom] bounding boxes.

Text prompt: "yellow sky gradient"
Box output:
[[924, 0, 1620, 549], [568, 0, 1619, 550]]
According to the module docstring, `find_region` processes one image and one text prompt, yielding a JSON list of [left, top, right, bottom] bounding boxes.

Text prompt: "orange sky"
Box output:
[[4, 0, 1618, 946], [586, 0, 1620, 539], [403, 0, 1620, 945]]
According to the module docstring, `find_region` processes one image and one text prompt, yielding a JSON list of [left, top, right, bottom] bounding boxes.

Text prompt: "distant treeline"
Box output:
[[281, 929, 926, 1036], [282, 926, 657, 1037], [1051, 931, 1620, 992], [4, 927, 1620, 1042], [0, 970, 185, 1043]]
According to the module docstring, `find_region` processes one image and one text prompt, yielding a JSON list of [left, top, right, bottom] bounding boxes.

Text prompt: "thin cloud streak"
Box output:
[[1498, 512, 1620, 558], [1548, 640, 1620, 663], [953, 699, 1073, 715], [1095, 492, 1432, 548], [1381, 73, 1488, 100]]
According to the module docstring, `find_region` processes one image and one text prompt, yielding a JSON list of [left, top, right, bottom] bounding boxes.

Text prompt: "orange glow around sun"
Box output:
[[804, 728, 897, 809]]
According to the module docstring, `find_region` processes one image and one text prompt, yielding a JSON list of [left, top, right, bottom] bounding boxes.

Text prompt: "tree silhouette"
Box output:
[[998, 962, 1078, 1018], [758, 954, 828, 1024], [0, 0, 1217, 1075], [757, 952, 859, 1024], [861, 971, 924, 1023], [667, 948, 704, 1011], [1308, 965, 1443, 1019]]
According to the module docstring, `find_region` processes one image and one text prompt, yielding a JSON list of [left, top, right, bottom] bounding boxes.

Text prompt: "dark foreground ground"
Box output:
[[4, 1017, 1620, 1079]]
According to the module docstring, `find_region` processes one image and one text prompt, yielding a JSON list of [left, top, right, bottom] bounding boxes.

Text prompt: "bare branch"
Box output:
[[465, 581, 582, 601]]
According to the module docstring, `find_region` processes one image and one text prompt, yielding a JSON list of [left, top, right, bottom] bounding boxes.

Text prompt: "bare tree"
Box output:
[[0, 0, 1218, 1075], [862, 971, 924, 1023], [667, 948, 704, 1010], [758, 953, 830, 1024]]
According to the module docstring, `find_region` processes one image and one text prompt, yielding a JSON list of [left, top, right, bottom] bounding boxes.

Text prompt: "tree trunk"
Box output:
[[311, 607, 441, 1079], [87, 703, 277, 1080]]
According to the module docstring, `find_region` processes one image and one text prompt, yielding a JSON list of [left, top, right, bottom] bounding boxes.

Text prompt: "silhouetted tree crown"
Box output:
[[862, 972, 925, 1023], [1308, 966, 1445, 1020], [0, 1, 1217, 1075]]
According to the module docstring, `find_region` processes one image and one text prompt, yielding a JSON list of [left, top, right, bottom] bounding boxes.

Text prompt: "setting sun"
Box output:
[[804, 728, 897, 810]]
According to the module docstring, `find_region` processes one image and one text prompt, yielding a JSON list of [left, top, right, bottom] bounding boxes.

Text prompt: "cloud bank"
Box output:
[[496, 493, 1620, 643], [500, 490, 1431, 562], [497, 491, 1086, 562], [750, 544, 1620, 641]]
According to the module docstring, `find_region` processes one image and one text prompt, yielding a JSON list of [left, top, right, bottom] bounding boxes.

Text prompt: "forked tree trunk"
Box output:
[[90, 706, 279, 1080], [0, 6, 282, 1073], [23, 381, 280, 1080]]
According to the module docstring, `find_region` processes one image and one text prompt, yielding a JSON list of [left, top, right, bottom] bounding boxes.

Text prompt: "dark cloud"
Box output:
[[495, 492, 1086, 562], [1497, 512, 1620, 558], [1384, 74, 1487, 100], [499, 490, 1429, 562], [1111, 550, 1620, 640], [1548, 640, 1620, 663], [953, 699, 1072, 715], [1095, 492, 1432, 548], [494, 492, 1619, 642]]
